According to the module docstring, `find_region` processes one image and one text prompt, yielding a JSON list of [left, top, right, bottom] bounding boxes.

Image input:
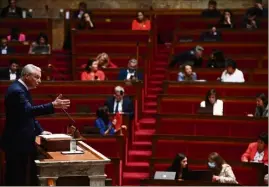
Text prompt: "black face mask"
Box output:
[[128, 69, 135, 73]]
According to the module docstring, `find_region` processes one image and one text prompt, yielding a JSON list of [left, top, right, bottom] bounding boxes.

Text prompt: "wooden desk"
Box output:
[[36, 138, 110, 186], [162, 81, 268, 97], [141, 179, 240, 186]]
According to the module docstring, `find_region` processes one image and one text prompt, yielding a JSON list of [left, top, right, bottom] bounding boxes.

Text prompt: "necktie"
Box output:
[[115, 102, 119, 113]]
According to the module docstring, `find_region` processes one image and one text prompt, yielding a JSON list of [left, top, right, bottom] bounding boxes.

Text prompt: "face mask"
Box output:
[[208, 162, 216, 168], [128, 69, 135, 73]]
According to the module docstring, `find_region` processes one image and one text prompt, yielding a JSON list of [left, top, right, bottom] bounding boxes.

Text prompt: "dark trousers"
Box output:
[[4, 151, 39, 186]]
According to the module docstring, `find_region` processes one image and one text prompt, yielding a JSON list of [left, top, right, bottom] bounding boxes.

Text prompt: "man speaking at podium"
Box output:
[[1, 64, 70, 185]]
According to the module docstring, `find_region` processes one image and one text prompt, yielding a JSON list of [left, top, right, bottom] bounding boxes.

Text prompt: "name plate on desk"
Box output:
[[39, 134, 72, 152]]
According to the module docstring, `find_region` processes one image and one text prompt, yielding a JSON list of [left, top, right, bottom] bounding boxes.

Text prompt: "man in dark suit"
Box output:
[[201, 0, 221, 18], [0, 0, 23, 18], [169, 45, 204, 68], [118, 58, 143, 81], [0, 38, 14, 55], [0, 59, 20, 80], [104, 86, 134, 118], [72, 1, 90, 19], [1, 64, 70, 186]]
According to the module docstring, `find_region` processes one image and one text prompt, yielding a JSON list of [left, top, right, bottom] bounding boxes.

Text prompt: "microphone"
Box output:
[[47, 94, 78, 137]]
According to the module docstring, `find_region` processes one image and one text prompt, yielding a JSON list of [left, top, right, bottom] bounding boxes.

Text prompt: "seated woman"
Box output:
[[28, 33, 51, 54], [248, 93, 268, 117], [81, 59, 105, 81], [208, 152, 238, 184], [218, 9, 235, 29], [7, 28, 26, 42], [207, 50, 226, 68], [243, 10, 259, 29], [178, 64, 197, 82], [241, 132, 268, 164], [167, 153, 189, 181], [77, 12, 94, 30], [132, 11, 151, 31], [96, 52, 117, 68], [200, 89, 223, 116], [94, 106, 126, 136]]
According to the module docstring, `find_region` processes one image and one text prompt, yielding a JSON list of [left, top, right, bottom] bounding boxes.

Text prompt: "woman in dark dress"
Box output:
[[167, 153, 189, 181]]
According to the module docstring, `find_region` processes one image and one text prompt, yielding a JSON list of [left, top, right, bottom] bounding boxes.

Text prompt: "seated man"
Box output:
[[245, 0, 268, 18], [0, 59, 20, 80], [241, 132, 268, 164], [104, 86, 134, 118], [220, 59, 245, 83], [200, 25, 222, 42], [118, 58, 143, 81], [0, 38, 14, 55], [201, 0, 221, 18], [0, 0, 23, 18], [169, 45, 203, 68]]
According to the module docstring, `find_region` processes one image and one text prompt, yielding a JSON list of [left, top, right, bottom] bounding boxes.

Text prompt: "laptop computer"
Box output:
[[197, 106, 213, 115], [154, 171, 176, 180], [188, 170, 213, 181]]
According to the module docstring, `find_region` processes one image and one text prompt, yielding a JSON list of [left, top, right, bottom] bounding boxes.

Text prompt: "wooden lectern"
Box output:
[[35, 130, 110, 186]]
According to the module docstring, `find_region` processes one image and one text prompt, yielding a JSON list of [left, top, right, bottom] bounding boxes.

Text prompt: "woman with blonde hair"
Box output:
[[96, 52, 117, 68]]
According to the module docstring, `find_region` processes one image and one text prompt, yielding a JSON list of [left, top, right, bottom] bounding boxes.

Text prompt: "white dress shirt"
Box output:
[[126, 70, 136, 80], [253, 151, 264, 162], [113, 99, 123, 113], [9, 70, 16, 80], [18, 79, 29, 90], [221, 69, 245, 83], [200, 99, 223, 116], [1, 47, 7, 54]]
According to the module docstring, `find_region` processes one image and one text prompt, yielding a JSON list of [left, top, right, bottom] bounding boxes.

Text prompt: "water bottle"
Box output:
[[70, 139, 76, 152]]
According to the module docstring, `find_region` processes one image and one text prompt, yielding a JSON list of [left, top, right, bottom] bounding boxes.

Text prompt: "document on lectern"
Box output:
[[39, 134, 72, 140]]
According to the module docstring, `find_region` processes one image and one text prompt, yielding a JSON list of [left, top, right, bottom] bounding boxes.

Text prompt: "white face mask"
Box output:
[[208, 162, 216, 168]]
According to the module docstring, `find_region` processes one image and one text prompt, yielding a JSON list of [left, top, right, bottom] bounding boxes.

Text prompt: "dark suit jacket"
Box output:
[[169, 50, 203, 68], [1, 80, 54, 153], [0, 68, 20, 80], [117, 69, 143, 81], [104, 96, 134, 117], [0, 6, 23, 18]]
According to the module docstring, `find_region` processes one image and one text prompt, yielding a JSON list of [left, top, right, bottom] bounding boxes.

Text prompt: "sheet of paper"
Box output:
[[39, 134, 72, 140]]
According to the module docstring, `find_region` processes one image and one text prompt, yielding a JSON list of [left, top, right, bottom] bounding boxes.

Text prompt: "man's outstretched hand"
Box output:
[[52, 94, 71, 109]]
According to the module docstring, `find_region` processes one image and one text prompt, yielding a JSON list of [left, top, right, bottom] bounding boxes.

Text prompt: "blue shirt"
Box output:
[[94, 118, 115, 135]]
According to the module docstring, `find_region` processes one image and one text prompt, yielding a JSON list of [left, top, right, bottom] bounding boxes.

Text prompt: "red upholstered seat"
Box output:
[[165, 84, 267, 97], [0, 19, 51, 30], [73, 31, 149, 43], [154, 140, 248, 162], [74, 55, 145, 68], [173, 43, 266, 55], [157, 116, 267, 138], [74, 43, 149, 55]]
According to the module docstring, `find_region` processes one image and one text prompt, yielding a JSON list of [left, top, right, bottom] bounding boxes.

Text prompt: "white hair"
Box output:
[[21, 64, 41, 77], [114, 86, 124, 93]]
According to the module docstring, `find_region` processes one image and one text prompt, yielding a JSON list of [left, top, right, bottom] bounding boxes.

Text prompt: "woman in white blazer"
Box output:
[[200, 89, 223, 116]]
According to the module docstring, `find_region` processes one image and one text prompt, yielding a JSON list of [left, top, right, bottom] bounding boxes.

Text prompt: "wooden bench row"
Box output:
[[166, 68, 268, 82], [155, 114, 267, 137], [162, 81, 268, 97]]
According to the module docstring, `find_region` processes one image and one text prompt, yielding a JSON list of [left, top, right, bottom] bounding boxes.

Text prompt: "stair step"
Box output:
[[136, 129, 155, 135], [149, 81, 162, 85], [124, 162, 150, 172], [144, 110, 157, 114], [132, 141, 152, 150], [145, 95, 157, 102], [128, 150, 152, 162], [155, 62, 167, 66], [139, 118, 156, 124], [122, 172, 149, 185], [139, 118, 156, 129], [135, 129, 155, 141], [144, 102, 157, 110]]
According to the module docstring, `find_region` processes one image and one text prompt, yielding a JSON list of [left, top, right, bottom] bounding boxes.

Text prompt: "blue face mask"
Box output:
[[208, 162, 216, 168]]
